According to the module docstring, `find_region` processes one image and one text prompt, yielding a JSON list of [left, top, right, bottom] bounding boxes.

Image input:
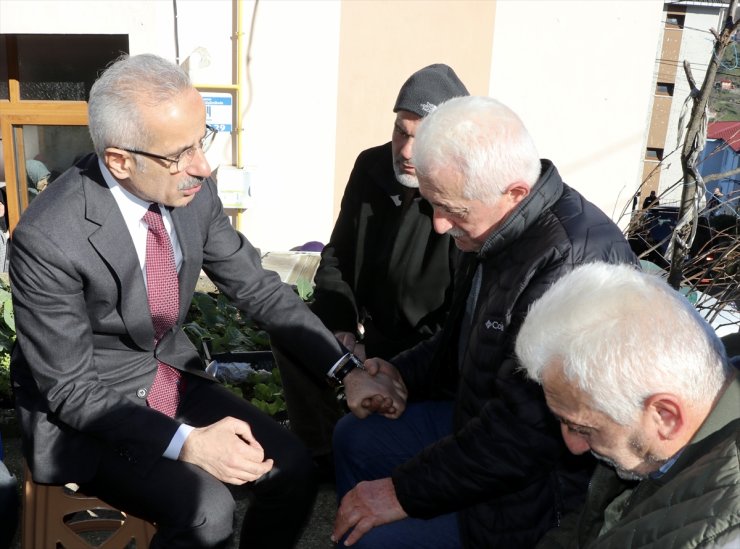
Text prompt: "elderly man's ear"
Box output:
[[645, 394, 684, 441], [505, 182, 530, 205], [104, 149, 133, 180]]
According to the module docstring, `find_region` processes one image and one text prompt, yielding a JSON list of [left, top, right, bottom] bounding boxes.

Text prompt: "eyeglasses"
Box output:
[[438, 204, 470, 219], [121, 125, 217, 173]]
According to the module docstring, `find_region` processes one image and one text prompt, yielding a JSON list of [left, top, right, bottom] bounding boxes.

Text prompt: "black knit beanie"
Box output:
[[393, 64, 469, 117]]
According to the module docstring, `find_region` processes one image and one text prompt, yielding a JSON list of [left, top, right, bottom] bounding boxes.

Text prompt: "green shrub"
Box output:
[[0, 279, 14, 407], [183, 290, 286, 418], [183, 291, 271, 356]]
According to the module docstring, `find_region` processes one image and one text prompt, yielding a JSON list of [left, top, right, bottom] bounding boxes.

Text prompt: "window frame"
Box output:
[[1, 35, 92, 231]]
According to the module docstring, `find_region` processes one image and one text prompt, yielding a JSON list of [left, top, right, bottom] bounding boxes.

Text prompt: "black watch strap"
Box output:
[[327, 353, 364, 387]]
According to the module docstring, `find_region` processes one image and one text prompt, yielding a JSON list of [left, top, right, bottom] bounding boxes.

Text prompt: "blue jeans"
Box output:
[[333, 401, 461, 549]]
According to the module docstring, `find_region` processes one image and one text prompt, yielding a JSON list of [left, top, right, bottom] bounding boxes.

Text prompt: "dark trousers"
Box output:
[[81, 377, 317, 549], [272, 345, 343, 456], [333, 401, 461, 549], [0, 459, 18, 549]]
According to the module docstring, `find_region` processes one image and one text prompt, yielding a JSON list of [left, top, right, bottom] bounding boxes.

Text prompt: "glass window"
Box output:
[[14, 34, 128, 100], [665, 14, 685, 29], [646, 148, 664, 161], [1, 34, 127, 230], [12, 125, 93, 213], [0, 35, 7, 100], [656, 82, 674, 96]]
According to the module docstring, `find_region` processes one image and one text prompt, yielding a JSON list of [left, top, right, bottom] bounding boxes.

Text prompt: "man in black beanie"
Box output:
[[273, 64, 469, 471]]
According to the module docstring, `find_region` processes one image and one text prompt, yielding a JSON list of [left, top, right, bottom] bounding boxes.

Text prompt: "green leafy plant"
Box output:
[[243, 368, 285, 417], [295, 277, 314, 303], [183, 291, 289, 418], [0, 278, 15, 407], [184, 292, 270, 356]]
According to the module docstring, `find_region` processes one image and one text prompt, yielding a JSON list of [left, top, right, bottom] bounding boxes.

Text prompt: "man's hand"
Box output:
[[332, 478, 407, 546], [363, 358, 404, 386], [334, 332, 367, 361], [343, 364, 407, 419], [334, 331, 357, 352], [179, 416, 274, 484], [351, 342, 366, 362], [360, 358, 407, 418]]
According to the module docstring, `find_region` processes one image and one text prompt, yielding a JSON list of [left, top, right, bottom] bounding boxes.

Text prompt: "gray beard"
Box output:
[[591, 452, 648, 481], [393, 166, 419, 188]]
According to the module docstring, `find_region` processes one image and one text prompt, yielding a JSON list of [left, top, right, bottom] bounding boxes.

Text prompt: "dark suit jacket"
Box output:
[[10, 154, 345, 484]]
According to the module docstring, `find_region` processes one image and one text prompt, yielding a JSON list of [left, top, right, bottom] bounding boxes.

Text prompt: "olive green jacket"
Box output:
[[539, 375, 740, 548]]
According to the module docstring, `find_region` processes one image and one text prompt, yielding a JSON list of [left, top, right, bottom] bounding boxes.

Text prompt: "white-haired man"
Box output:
[[516, 262, 739, 548], [331, 96, 638, 548]]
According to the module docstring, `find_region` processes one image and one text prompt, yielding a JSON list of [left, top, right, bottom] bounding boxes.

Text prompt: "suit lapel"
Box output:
[[170, 205, 202, 319], [82, 160, 153, 351]]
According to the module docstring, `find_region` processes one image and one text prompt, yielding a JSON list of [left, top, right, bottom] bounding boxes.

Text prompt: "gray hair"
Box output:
[[88, 53, 192, 158], [515, 262, 730, 425], [413, 96, 541, 203]]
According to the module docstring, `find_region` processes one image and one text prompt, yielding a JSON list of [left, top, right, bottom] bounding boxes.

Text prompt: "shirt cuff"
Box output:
[[163, 423, 195, 460]]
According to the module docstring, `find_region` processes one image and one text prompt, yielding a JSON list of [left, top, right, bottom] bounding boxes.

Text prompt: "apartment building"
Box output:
[[642, 0, 735, 208]]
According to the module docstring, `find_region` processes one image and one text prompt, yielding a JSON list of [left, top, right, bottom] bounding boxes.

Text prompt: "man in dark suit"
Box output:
[[9, 53, 404, 549]]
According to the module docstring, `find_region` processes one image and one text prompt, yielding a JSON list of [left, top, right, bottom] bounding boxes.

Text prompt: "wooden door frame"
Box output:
[[1, 34, 89, 230], [0, 107, 88, 230]]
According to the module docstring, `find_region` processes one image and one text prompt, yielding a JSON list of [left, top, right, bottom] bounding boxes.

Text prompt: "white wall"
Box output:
[[1, 0, 341, 252], [0, 0, 176, 49], [3, 0, 677, 248], [489, 0, 665, 222], [236, 0, 341, 252]]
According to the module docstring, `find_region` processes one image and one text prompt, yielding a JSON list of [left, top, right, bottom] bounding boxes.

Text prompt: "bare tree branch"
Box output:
[[684, 60, 701, 97], [669, 0, 740, 289], [703, 165, 740, 183]]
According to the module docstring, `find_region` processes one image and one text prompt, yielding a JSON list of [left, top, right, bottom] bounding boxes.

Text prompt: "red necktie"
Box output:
[[143, 204, 182, 417]]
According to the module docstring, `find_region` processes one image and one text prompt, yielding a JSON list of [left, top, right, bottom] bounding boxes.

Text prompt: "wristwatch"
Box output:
[[326, 353, 364, 387]]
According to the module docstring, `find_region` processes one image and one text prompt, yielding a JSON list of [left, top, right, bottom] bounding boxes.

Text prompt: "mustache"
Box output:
[[178, 177, 203, 191], [393, 156, 415, 171]]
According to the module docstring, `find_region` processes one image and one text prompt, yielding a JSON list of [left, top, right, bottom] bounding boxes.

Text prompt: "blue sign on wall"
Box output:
[[201, 92, 233, 132]]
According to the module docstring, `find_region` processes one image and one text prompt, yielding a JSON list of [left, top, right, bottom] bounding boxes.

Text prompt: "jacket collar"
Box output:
[[477, 159, 563, 259], [691, 373, 739, 444], [170, 203, 203, 313]]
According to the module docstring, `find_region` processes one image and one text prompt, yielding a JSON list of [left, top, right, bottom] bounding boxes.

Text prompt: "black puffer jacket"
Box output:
[[391, 160, 639, 548]]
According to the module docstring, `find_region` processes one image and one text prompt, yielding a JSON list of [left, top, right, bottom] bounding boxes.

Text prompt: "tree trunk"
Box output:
[[669, 1, 740, 289]]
